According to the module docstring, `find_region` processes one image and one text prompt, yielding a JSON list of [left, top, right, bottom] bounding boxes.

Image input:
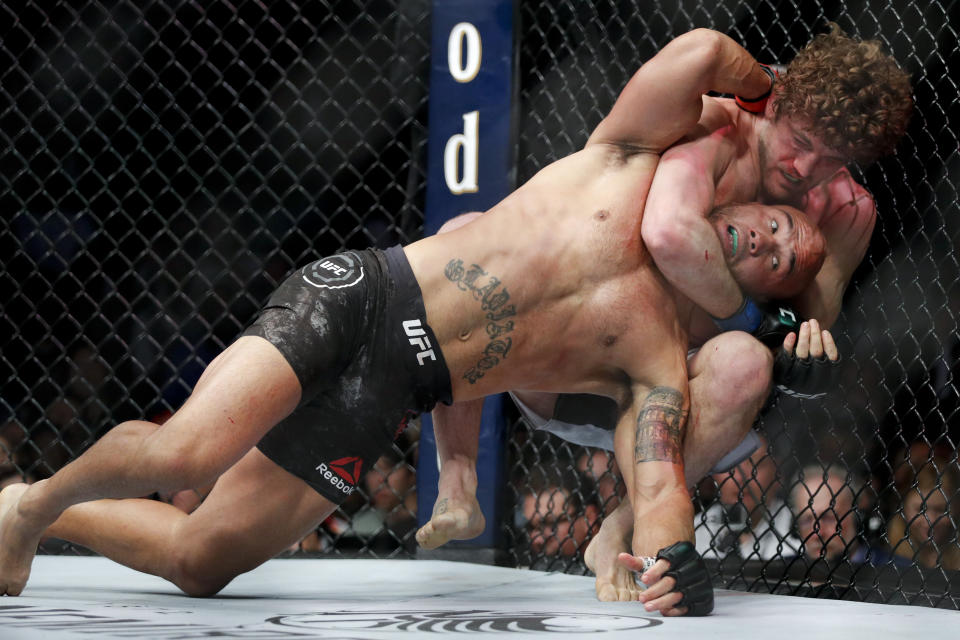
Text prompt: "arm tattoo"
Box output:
[[634, 386, 686, 464], [444, 258, 516, 384]]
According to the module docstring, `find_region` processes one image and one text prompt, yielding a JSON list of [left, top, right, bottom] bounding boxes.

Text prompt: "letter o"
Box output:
[[448, 22, 482, 83]]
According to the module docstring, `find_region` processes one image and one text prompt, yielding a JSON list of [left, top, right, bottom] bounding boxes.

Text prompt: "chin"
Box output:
[[762, 180, 803, 204]]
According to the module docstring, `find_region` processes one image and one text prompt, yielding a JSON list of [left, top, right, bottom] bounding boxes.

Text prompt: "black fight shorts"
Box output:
[[243, 245, 452, 504]]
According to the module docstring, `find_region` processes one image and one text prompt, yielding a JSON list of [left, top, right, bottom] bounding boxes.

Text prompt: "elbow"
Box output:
[[641, 218, 687, 263], [437, 211, 484, 235], [666, 29, 725, 77]]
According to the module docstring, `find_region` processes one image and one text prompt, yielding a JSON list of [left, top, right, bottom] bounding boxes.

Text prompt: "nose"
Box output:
[[748, 228, 771, 254], [793, 151, 817, 178]]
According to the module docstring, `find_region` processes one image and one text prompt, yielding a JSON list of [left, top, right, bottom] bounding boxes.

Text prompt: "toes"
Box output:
[[415, 525, 437, 549], [595, 583, 618, 602]]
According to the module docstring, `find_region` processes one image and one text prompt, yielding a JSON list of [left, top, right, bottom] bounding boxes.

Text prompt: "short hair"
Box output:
[[774, 23, 913, 164], [789, 464, 863, 514]]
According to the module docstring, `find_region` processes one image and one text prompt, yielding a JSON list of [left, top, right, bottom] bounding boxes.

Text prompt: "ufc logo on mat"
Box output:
[[403, 319, 437, 366]]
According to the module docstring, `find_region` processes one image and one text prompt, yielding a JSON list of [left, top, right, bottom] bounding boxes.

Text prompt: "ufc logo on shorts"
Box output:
[[319, 260, 347, 276], [402, 319, 437, 366]]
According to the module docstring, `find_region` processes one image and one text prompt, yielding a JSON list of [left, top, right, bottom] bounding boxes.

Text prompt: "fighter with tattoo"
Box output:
[[418, 24, 910, 609], [2, 30, 828, 615]]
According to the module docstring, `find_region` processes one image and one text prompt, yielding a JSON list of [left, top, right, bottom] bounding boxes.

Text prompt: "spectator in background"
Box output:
[[790, 464, 902, 566], [695, 434, 799, 560], [576, 449, 623, 516], [0, 425, 24, 478], [349, 432, 419, 552], [1, 344, 109, 479], [516, 467, 601, 559], [887, 443, 960, 570]]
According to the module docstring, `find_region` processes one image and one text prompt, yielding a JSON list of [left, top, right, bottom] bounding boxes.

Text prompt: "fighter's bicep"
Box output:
[[587, 33, 729, 151]]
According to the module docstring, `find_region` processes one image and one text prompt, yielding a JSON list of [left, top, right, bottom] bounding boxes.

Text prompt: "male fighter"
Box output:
[[1, 29, 823, 617], [416, 24, 913, 606]]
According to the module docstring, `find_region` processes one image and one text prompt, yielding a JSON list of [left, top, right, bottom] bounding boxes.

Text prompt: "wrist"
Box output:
[[735, 64, 776, 114], [711, 297, 761, 333]]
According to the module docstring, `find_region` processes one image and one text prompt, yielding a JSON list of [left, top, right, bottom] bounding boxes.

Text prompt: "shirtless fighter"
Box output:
[[0, 29, 824, 616], [416, 24, 912, 604]]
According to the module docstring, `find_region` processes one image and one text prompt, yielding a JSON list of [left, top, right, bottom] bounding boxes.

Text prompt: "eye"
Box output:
[[770, 219, 779, 234]]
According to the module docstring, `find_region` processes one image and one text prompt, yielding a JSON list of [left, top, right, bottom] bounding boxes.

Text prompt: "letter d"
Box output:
[[444, 111, 479, 194]]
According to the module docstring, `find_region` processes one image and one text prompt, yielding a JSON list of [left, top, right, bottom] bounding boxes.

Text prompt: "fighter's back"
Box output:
[[405, 143, 686, 405]]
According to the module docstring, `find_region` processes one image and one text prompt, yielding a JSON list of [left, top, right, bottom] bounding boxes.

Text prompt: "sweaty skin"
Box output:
[[0, 30, 811, 616], [416, 96, 844, 604]]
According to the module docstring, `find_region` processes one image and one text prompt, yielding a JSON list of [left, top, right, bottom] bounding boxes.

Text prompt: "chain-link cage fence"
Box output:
[[2, 0, 958, 609], [1, 0, 433, 557], [505, 0, 960, 610]]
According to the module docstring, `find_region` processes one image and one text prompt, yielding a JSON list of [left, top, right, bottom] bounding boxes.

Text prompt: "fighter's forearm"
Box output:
[[644, 215, 744, 319], [643, 148, 744, 319], [614, 385, 695, 554]]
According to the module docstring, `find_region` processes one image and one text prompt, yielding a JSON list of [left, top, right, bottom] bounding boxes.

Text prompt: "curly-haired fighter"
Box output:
[[1, 29, 826, 617], [418, 24, 912, 607]]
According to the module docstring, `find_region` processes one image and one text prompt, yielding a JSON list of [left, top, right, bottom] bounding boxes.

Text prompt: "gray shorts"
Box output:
[[510, 392, 760, 474]]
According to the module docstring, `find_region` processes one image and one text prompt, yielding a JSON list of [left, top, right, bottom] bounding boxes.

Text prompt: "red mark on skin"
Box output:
[[228, 417, 235, 424], [704, 250, 709, 261]]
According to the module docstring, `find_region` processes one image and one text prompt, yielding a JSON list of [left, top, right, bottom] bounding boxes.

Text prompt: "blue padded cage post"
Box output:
[[416, 0, 517, 562]]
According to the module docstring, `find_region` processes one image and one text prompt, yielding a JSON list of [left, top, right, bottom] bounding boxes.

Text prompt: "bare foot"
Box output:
[[0, 483, 41, 596], [584, 502, 641, 601], [415, 493, 485, 550]]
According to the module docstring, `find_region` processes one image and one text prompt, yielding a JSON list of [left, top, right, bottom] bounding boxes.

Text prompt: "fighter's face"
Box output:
[[710, 203, 825, 299], [757, 115, 849, 203]]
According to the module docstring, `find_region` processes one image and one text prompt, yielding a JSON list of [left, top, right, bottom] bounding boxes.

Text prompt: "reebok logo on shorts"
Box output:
[[330, 456, 363, 483], [315, 456, 364, 495], [303, 253, 364, 289]]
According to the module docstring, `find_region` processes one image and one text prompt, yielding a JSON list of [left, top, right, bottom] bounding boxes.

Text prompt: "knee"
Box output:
[[698, 333, 773, 408], [137, 434, 223, 493], [168, 533, 237, 597]]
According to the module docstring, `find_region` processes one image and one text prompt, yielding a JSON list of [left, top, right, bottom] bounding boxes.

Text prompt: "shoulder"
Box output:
[[803, 168, 877, 232]]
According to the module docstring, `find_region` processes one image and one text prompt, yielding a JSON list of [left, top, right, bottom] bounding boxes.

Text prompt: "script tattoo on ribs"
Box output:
[[634, 386, 686, 464], [444, 258, 516, 384]]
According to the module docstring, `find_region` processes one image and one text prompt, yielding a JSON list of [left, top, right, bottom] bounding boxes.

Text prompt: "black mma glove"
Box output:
[[712, 298, 802, 348], [772, 348, 842, 399], [657, 541, 714, 616]]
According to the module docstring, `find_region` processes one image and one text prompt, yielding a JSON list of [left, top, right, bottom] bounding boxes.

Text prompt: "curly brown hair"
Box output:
[[774, 23, 913, 164]]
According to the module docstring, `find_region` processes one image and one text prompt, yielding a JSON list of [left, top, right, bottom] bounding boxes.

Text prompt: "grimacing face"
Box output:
[[710, 202, 826, 300], [757, 114, 849, 203]]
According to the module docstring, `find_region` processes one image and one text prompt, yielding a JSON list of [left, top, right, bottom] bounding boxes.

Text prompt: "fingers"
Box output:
[[822, 327, 839, 361], [781, 331, 797, 355], [643, 590, 685, 613], [794, 320, 810, 359], [794, 319, 834, 360], [616, 553, 693, 615], [806, 320, 824, 358]]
